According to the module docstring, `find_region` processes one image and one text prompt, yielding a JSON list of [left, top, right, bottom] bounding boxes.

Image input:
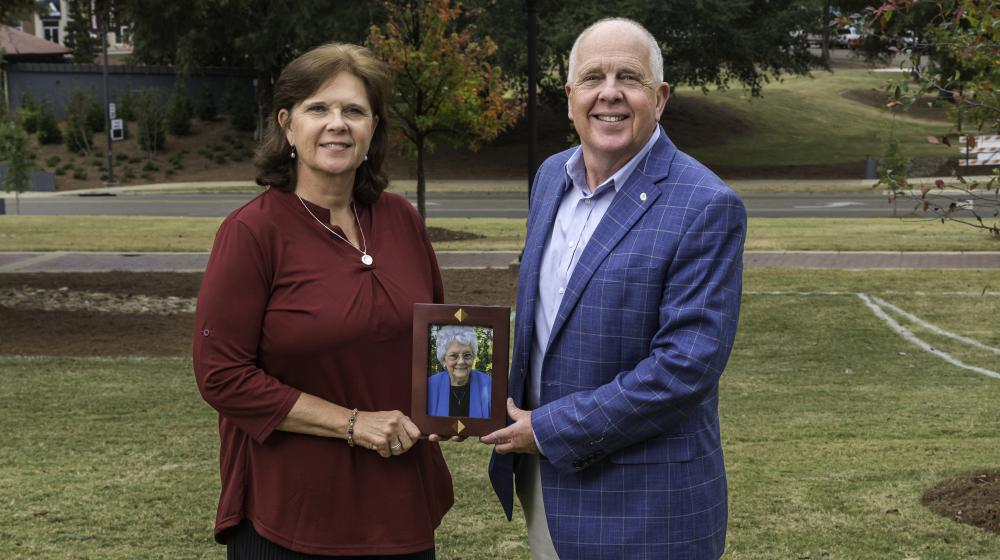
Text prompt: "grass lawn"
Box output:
[[2, 215, 999, 252], [1, 270, 998, 558], [679, 69, 952, 168]]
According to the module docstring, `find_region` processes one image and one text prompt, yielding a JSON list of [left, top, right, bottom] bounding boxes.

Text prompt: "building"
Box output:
[[19, 1, 132, 56]]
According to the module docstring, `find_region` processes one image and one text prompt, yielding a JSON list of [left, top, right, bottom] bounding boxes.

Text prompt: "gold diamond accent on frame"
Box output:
[[454, 420, 466, 434], [454, 308, 467, 322]]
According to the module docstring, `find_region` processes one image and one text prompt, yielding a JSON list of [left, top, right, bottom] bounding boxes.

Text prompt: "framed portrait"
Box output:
[[411, 303, 509, 437]]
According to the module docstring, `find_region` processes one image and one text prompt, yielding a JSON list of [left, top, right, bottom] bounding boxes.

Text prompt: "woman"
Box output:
[[194, 43, 452, 559], [426, 325, 492, 419]]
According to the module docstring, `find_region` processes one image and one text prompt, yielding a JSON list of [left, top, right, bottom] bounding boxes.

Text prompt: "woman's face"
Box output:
[[443, 341, 475, 384], [278, 72, 378, 186]]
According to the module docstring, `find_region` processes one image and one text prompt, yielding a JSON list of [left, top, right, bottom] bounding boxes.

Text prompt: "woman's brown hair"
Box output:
[[255, 43, 391, 205]]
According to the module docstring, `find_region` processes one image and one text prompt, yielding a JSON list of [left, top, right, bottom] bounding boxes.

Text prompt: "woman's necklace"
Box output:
[[296, 194, 374, 266]]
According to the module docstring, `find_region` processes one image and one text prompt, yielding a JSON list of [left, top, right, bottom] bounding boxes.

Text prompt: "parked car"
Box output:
[[833, 26, 863, 49]]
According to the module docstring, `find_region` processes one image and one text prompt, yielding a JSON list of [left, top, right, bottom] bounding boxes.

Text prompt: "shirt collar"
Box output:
[[564, 126, 661, 195]]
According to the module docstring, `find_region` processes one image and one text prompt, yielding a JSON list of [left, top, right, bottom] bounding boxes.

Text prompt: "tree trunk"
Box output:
[[821, 0, 831, 65], [416, 136, 426, 222], [15, 191, 20, 215]]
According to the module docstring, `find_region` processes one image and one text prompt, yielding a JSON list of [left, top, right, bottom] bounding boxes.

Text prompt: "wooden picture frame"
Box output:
[[411, 303, 509, 437]]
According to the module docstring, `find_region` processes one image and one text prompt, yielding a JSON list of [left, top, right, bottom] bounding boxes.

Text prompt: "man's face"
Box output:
[[566, 23, 669, 168]]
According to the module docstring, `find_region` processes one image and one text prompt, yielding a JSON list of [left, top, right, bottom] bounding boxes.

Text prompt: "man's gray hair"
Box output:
[[566, 17, 663, 86], [435, 325, 478, 363]]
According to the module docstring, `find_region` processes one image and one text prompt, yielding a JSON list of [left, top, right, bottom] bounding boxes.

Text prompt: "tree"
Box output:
[[65, 89, 100, 155], [870, 0, 999, 238], [0, 120, 35, 214], [133, 89, 167, 157], [64, 0, 99, 63], [469, 0, 820, 107], [125, 1, 385, 134], [369, 0, 522, 219]]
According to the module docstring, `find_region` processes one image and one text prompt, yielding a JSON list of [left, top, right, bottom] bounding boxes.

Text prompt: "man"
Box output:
[[481, 18, 746, 560]]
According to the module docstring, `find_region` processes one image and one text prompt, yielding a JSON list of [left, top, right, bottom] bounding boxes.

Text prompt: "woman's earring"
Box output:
[[290, 146, 297, 159], [364, 154, 368, 162]]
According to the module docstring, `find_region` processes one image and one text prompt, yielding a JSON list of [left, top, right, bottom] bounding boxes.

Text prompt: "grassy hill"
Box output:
[[29, 68, 963, 191]]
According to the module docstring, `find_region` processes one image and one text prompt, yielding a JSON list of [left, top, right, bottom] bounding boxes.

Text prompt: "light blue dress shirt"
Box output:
[[528, 127, 661, 415]]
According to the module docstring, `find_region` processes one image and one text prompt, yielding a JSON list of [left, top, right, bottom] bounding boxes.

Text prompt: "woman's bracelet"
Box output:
[[346, 408, 359, 447]]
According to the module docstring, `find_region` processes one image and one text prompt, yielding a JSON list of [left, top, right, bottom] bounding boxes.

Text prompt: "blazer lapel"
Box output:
[[510, 168, 568, 405], [545, 131, 675, 352]]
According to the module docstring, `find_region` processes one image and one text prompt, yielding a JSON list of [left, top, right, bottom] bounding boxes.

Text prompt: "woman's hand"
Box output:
[[353, 410, 422, 458]]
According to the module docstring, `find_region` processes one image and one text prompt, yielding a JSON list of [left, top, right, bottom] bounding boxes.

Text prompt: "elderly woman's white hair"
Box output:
[[435, 325, 478, 363]]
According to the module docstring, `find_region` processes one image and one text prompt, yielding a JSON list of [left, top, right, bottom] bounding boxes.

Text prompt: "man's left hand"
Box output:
[[480, 398, 538, 455]]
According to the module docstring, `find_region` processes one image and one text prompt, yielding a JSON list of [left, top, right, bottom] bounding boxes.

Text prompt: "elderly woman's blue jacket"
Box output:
[[426, 370, 492, 419]]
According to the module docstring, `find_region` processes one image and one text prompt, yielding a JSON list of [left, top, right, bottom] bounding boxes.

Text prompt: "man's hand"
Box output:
[[480, 398, 538, 455]]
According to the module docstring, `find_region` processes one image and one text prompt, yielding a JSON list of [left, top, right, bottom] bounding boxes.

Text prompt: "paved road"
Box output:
[[2, 191, 982, 219], [2, 251, 998, 273]]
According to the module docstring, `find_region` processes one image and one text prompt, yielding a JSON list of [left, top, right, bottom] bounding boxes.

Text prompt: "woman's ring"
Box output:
[[390, 441, 402, 451]]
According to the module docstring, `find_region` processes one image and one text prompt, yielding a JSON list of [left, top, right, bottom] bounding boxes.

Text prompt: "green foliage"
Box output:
[[369, 0, 522, 219], [116, 89, 139, 121], [20, 97, 62, 145], [223, 79, 257, 133], [196, 86, 218, 121], [73, 168, 89, 180], [133, 89, 167, 155], [877, 119, 908, 187], [870, 0, 1000, 238], [64, 0, 99, 63], [0, 121, 35, 212], [65, 89, 101, 155], [166, 82, 194, 136], [469, 0, 816, 107], [44, 155, 61, 167], [17, 93, 42, 133]]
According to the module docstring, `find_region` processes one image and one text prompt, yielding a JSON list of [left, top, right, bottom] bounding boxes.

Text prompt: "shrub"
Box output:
[[117, 90, 138, 121], [166, 82, 194, 136], [45, 155, 61, 167], [128, 155, 142, 164], [65, 89, 108, 154], [55, 167, 65, 176], [133, 89, 167, 155], [34, 109, 62, 145], [73, 169, 88, 180], [122, 167, 136, 180], [115, 152, 129, 162], [142, 160, 160, 172], [213, 154, 227, 164], [17, 93, 42, 133], [223, 78, 257, 133], [197, 86, 218, 121]]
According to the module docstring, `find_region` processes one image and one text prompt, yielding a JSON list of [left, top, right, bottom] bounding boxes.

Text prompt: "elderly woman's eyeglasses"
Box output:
[[445, 352, 474, 363]]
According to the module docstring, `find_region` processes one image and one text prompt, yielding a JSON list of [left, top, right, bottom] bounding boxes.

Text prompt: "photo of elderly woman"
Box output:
[[427, 325, 493, 419]]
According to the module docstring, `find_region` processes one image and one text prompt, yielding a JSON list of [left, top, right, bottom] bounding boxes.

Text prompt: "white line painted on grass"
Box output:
[[870, 295, 1000, 355], [857, 293, 1000, 380]]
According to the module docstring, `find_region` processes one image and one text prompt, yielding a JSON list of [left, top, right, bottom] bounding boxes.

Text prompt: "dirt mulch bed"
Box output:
[[0, 269, 518, 358], [922, 472, 1000, 535], [714, 161, 866, 180], [427, 226, 484, 242], [840, 88, 950, 122]]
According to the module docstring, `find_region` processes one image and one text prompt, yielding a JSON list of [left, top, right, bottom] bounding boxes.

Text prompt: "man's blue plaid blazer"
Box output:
[[489, 127, 746, 559]]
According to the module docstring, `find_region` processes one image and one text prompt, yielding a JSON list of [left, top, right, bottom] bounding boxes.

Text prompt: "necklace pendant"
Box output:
[[361, 253, 374, 266]]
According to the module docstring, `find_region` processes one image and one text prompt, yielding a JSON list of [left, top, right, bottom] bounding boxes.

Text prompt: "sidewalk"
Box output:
[[1, 251, 998, 273]]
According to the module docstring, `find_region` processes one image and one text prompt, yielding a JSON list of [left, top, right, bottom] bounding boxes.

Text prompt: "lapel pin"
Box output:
[[640, 192, 647, 202]]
